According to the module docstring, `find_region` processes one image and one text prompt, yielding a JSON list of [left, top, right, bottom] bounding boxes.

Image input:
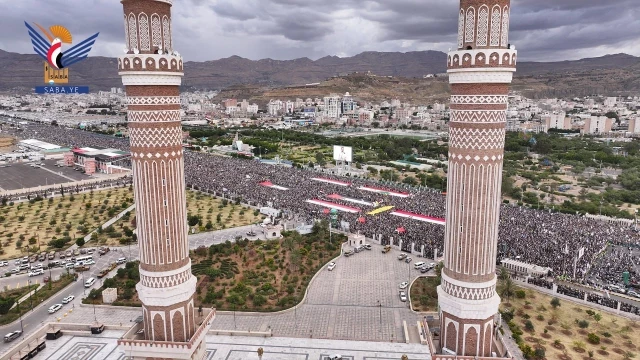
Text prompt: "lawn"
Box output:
[[83, 222, 345, 312], [501, 286, 640, 360]]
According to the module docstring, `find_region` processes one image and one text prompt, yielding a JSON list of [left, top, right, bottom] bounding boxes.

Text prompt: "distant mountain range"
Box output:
[[1, 49, 639, 98]]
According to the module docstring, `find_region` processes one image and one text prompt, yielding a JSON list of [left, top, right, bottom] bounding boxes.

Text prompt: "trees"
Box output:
[[550, 297, 561, 309]]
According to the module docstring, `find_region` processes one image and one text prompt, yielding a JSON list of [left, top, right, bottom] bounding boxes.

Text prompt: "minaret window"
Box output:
[[164, 199, 167, 206], [457, 10, 464, 48], [124, 15, 130, 50], [162, 16, 171, 50], [501, 7, 510, 47], [162, 178, 166, 186], [490, 6, 501, 46], [165, 219, 168, 226], [128, 14, 137, 51], [477, 6, 489, 46], [138, 13, 150, 51], [465, 7, 475, 43], [151, 14, 162, 50]]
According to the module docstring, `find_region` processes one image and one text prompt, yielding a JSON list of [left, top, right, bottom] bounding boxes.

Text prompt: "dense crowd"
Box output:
[[586, 293, 618, 309], [527, 277, 553, 290], [557, 285, 585, 300], [5, 121, 640, 289]]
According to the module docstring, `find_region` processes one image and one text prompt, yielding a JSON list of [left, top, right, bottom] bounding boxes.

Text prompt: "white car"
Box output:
[[327, 262, 336, 271], [399, 290, 407, 302], [30, 264, 43, 270], [28, 269, 44, 277], [48, 304, 62, 314], [65, 263, 74, 269], [84, 259, 95, 266], [62, 295, 75, 304], [399, 282, 409, 289], [0, 261, 8, 267]]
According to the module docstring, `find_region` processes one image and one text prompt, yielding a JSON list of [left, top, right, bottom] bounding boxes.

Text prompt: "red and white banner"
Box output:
[[359, 185, 410, 198], [311, 177, 351, 186], [390, 210, 445, 225], [327, 194, 373, 206], [258, 181, 289, 190], [306, 199, 361, 213]]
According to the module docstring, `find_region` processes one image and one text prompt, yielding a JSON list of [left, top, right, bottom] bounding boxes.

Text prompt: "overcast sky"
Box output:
[[1, 0, 638, 62]]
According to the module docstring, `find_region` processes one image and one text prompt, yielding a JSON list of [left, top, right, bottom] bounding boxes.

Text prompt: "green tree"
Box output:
[[314, 152, 326, 166], [550, 297, 561, 309], [498, 276, 515, 303], [402, 176, 417, 186]]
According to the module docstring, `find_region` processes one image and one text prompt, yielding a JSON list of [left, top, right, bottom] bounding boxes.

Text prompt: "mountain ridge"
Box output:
[[0, 49, 638, 97]]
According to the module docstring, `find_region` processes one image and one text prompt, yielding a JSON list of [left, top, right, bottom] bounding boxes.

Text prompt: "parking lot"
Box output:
[[0, 158, 94, 190]]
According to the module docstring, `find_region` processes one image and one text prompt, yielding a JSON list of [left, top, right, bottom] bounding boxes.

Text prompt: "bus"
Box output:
[[75, 255, 94, 266]]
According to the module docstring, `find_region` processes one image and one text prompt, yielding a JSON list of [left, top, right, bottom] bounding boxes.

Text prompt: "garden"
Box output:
[[84, 221, 345, 312], [498, 274, 640, 360], [0, 187, 265, 260]]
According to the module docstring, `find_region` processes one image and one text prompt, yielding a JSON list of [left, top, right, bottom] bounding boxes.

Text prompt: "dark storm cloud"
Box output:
[[0, 0, 637, 62]]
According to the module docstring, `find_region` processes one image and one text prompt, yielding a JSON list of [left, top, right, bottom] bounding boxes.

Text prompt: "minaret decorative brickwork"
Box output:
[[436, 0, 516, 356], [117, 1, 213, 359]]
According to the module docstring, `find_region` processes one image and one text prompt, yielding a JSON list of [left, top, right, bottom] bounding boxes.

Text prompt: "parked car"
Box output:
[[0, 261, 8, 267], [399, 282, 409, 289], [404, 257, 412, 263], [399, 290, 407, 302], [343, 250, 354, 257], [62, 295, 75, 304], [4, 330, 21, 342], [382, 245, 391, 253], [627, 290, 640, 299], [414, 262, 425, 269], [48, 304, 62, 314], [397, 254, 407, 260], [327, 262, 336, 271], [364, 244, 372, 250], [30, 264, 43, 270], [65, 263, 74, 269]]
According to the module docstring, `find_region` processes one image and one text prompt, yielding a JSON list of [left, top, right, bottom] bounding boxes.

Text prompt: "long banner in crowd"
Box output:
[[390, 209, 445, 225], [367, 205, 395, 215], [327, 194, 374, 206], [258, 181, 289, 190], [358, 185, 410, 198], [305, 199, 361, 213], [311, 177, 351, 186]]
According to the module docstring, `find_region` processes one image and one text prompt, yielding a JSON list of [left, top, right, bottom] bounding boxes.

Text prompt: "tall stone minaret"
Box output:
[[437, 0, 516, 356], [117, 1, 211, 359]]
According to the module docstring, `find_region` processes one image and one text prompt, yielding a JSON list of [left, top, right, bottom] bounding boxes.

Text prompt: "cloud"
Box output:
[[0, 0, 637, 62]]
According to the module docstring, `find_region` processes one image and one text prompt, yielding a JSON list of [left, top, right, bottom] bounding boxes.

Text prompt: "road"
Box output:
[[0, 224, 265, 355]]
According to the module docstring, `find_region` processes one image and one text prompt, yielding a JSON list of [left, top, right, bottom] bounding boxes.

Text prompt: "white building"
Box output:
[[247, 104, 259, 114], [604, 97, 617, 108], [323, 95, 341, 119], [268, 100, 283, 116], [542, 111, 571, 131], [582, 116, 613, 135]]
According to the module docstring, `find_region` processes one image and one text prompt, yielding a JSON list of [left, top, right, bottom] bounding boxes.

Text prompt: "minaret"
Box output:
[[117, 1, 212, 359], [436, 0, 516, 356]]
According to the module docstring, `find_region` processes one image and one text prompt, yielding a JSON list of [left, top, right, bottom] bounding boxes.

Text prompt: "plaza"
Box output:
[[16, 242, 433, 359]]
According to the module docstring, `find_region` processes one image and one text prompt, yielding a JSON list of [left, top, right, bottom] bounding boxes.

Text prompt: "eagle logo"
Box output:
[[25, 22, 99, 70]]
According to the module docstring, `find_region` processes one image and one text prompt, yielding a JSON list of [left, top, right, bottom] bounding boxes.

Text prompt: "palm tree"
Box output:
[[498, 276, 516, 304], [498, 266, 510, 282]]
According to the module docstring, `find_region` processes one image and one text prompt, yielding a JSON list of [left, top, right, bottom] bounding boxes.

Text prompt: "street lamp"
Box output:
[[28, 279, 33, 311], [378, 300, 382, 336]]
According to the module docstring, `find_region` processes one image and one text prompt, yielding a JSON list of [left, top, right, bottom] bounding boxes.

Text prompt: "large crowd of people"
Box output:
[[4, 121, 639, 291]]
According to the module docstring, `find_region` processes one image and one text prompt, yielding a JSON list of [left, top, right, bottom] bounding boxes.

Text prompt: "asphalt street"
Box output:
[[0, 224, 265, 354]]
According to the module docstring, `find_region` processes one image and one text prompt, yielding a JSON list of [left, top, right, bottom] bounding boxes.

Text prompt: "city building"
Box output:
[[582, 116, 613, 135], [629, 117, 640, 135], [543, 111, 571, 131], [117, 0, 213, 358], [341, 92, 356, 113], [323, 94, 341, 119], [64, 147, 130, 175], [436, 0, 517, 357]]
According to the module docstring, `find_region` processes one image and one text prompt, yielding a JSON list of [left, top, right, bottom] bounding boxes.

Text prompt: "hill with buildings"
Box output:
[[0, 49, 639, 98]]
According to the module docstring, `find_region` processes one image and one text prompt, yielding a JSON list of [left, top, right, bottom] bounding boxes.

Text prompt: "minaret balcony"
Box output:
[[118, 53, 183, 73]]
